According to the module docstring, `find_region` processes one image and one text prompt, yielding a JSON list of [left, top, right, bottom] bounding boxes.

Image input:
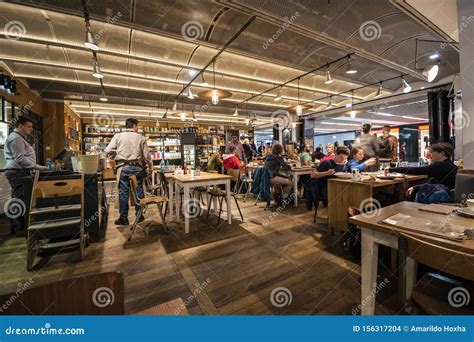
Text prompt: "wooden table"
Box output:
[[349, 201, 474, 315], [328, 175, 427, 233], [168, 172, 233, 233]]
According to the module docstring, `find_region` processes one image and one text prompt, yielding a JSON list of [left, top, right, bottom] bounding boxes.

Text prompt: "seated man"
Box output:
[[264, 143, 293, 202], [300, 144, 312, 166], [389, 142, 458, 194], [308, 146, 350, 208]]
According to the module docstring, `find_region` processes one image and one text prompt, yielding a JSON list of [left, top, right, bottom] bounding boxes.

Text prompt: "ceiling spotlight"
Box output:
[[200, 74, 208, 86], [345, 103, 352, 108], [345, 58, 358, 74], [211, 89, 219, 105], [92, 58, 103, 79], [245, 118, 250, 125], [233, 106, 238, 116], [402, 77, 412, 93], [424, 61, 440, 83], [274, 86, 282, 101], [296, 104, 303, 116], [326, 96, 333, 109], [350, 111, 356, 118], [187, 87, 194, 99], [84, 26, 99, 51], [188, 69, 197, 76], [99, 89, 108, 102], [324, 67, 334, 84], [374, 82, 383, 98], [172, 100, 177, 111], [430, 53, 439, 59], [180, 112, 186, 121]]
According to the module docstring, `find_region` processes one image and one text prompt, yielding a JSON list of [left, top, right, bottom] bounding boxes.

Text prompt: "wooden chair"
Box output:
[[27, 171, 86, 271], [206, 168, 244, 225], [398, 233, 474, 314], [127, 175, 169, 241]]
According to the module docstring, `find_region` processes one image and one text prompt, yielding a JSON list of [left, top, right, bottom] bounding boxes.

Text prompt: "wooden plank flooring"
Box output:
[[0, 195, 400, 315]]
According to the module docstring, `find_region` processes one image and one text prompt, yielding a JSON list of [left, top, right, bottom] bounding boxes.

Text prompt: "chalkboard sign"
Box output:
[[68, 127, 79, 140]]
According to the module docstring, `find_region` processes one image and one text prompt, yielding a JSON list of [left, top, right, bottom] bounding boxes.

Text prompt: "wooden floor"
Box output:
[[0, 195, 401, 315]]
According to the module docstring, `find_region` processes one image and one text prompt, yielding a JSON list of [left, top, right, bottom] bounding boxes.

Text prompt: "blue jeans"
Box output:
[[118, 165, 144, 219]]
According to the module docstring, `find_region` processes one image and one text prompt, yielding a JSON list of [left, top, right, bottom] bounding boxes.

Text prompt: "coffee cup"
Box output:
[[467, 199, 474, 210]]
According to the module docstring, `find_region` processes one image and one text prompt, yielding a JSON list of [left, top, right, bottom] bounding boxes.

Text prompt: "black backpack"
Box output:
[[342, 223, 361, 260]]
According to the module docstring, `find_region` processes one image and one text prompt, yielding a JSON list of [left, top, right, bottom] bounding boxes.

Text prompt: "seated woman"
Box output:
[[347, 147, 377, 172], [223, 146, 243, 171], [264, 143, 293, 202], [207, 151, 223, 173]]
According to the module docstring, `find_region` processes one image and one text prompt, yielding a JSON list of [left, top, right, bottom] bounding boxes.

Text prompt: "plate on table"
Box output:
[[456, 207, 474, 218], [389, 173, 406, 178], [334, 172, 352, 179], [376, 174, 396, 180]]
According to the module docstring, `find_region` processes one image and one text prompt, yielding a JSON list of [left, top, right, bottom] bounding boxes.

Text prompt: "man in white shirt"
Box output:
[[105, 118, 151, 226]]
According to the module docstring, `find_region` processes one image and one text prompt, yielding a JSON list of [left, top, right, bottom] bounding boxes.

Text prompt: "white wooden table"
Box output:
[[168, 172, 233, 233], [349, 201, 474, 315], [289, 167, 314, 207]]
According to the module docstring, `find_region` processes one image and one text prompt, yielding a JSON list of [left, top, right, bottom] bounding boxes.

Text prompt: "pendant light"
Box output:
[[324, 64, 334, 84], [200, 74, 208, 86], [172, 99, 177, 111], [296, 77, 302, 115], [92, 57, 103, 79], [211, 60, 219, 105], [84, 26, 99, 51], [374, 82, 383, 98], [402, 77, 412, 93], [187, 87, 194, 100], [424, 60, 440, 83], [192, 110, 197, 122], [179, 96, 186, 121], [345, 57, 357, 74], [163, 108, 168, 119], [326, 96, 333, 109], [274, 86, 282, 101], [233, 106, 238, 116], [99, 88, 108, 102]]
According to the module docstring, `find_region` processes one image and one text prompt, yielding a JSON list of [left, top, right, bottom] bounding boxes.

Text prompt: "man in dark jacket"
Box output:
[[264, 143, 293, 198], [389, 142, 457, 191]]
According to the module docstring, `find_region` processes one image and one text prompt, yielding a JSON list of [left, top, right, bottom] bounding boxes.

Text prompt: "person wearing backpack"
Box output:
[[388, 142, 458, 192]]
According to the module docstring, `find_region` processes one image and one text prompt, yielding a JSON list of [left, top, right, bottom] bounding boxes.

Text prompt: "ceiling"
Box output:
[[0, 0, 459, 126]]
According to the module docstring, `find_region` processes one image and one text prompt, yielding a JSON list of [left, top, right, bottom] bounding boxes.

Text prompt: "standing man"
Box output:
[[4, 117, 47, 235], [226, 135, 244, 160], [379, 125, 398, 166], [354, 123, 380, 171], [300, 144, 312, 166], [105, 118, 151, 226], [257, 142, 265, 155]]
